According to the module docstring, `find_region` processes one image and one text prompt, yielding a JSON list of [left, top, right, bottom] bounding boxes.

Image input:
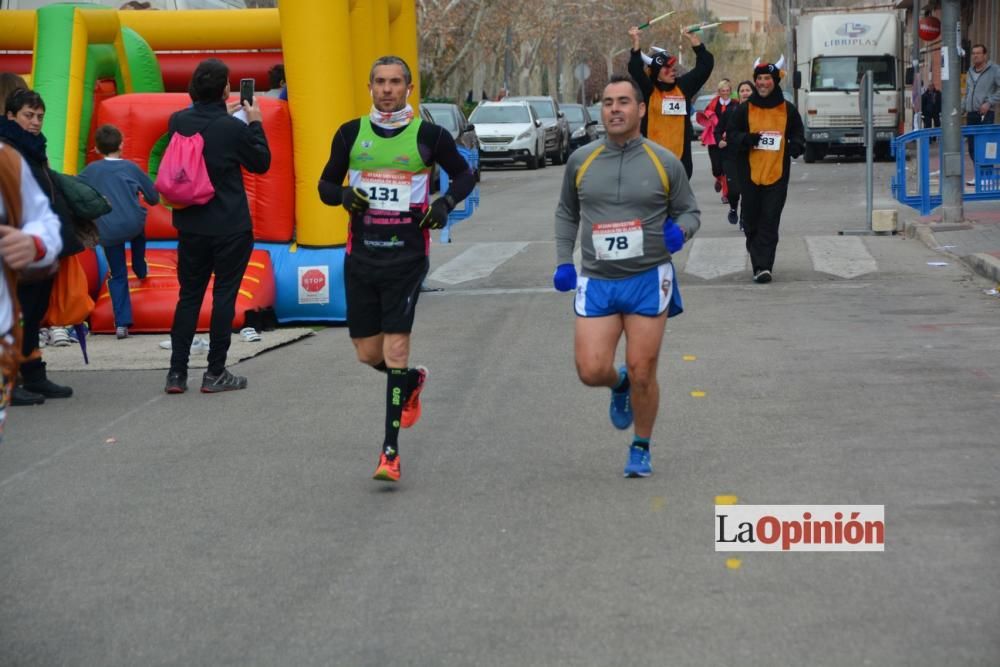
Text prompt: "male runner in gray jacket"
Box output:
[[553, 73, 700, 478]]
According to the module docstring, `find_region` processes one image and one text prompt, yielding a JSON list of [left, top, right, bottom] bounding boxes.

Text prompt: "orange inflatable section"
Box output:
[[89, 248, 276, 334], [90, 93, 294, 242]]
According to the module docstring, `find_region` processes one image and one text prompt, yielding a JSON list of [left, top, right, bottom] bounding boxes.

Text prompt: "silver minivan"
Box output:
[[506, 96, 571, 166]]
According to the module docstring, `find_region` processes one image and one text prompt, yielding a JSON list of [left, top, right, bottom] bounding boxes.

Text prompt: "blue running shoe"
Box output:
[[624, 445, 652, 478], [609, 366, 633, 430]]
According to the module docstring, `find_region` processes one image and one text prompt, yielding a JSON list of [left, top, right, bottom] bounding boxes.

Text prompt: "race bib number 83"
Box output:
[[755, 131, 783, 152], [593, 220, 643, 261]]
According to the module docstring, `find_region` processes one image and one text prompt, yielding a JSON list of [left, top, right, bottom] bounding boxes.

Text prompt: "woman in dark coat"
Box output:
[[717, 80, 755, 228]]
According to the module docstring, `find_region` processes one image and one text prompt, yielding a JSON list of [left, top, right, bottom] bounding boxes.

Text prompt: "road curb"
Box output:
[[903, 219, 1000, 284]]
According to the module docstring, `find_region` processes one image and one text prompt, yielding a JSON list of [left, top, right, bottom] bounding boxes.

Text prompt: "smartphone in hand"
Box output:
[[239, 78, 255, 107]]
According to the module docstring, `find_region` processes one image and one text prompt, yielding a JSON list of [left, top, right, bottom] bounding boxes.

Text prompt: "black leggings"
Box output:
[[708, 146, 725, 178], [16, 277, 55, 359], [740, 181, 788, 273], [722, 158, 740, 213]]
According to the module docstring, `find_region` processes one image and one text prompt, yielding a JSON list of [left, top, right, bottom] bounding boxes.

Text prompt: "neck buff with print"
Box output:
[[369, 104, 414, 130]]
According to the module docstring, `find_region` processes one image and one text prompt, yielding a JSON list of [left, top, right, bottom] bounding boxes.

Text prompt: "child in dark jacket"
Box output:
[[79, 124, 159, 338]]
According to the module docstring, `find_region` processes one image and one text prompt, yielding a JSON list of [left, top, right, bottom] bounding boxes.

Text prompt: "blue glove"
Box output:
[[663, 219, 685, 253], [553, 263, 577, 292]]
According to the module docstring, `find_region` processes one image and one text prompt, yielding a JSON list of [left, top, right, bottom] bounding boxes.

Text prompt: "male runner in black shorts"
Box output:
[[319, 55, 475, 482]]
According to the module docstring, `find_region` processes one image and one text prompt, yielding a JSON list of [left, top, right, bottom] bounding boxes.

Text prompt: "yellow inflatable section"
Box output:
[[0, 0, 420, 247], [282, 0, 420, 245]]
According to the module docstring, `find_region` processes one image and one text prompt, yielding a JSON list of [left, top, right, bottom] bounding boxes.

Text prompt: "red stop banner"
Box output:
[[918, 16, 940, 42]]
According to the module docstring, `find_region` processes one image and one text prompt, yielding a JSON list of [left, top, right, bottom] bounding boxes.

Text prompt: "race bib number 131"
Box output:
[[357, 171, 413, 211]]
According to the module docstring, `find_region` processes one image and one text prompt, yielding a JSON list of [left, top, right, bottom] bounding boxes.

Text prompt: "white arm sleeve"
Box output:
[[19, 160, 62, 266]]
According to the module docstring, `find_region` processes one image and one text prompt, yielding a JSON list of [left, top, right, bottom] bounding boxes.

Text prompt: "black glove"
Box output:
[[419, 196, 454, 230], [341, 186, 369, 215], [746, 132, 762, 148], [789, 141, 804, 159]]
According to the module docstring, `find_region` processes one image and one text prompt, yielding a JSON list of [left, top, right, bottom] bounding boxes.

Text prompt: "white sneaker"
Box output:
[[48, 326, 72, 347], [159, 336, 209, 354], [239, 327, 261, 342], [38, 327, 50, 349]]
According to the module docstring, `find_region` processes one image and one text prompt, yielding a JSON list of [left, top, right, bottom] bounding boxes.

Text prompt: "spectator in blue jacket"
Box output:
[[79, 124, 159, 339]]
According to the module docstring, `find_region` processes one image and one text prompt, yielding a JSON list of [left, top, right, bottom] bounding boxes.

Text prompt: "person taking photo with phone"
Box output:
[[163, 58, 270, 395]]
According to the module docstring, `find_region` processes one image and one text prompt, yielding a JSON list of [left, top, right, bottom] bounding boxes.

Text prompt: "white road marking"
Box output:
[[805, 236, 877, 279], [683, 237, 749, 279], [428, 242, 529, 285]]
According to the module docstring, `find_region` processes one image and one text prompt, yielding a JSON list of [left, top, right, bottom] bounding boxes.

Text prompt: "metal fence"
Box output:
[[891, 124, 1000, 215]]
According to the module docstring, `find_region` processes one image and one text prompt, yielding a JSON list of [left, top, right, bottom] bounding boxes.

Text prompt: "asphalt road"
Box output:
[[2, 149, 998, 666]]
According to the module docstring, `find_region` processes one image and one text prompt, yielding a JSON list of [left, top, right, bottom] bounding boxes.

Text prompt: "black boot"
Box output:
[[11, 385, 45, 406], [21, 359, 73, 399], [242, 308, 262, 333]]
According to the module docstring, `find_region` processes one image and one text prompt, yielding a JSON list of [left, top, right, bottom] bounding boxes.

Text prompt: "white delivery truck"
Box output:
[[793, 10, 904, 163]]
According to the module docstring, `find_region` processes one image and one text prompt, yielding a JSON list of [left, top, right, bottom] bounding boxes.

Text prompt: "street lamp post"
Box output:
[[940, 0, 963, 223]]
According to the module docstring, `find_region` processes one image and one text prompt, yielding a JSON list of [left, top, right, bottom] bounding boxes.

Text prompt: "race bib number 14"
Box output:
[[661, 97, 687, 116], [593, 220, 644, 261], [358, 171, 413, 211]]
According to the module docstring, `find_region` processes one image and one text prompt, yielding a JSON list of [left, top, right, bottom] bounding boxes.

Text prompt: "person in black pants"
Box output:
[[1, 88, 78, 406], [318, 55, 475, 483], [727, 61, 805, 284], [164, 59, 270, 394], [705, 79, 734, 201], [627, 25, 714, 179], [719, 80, 755, 229], [921, 82, 941, 131]]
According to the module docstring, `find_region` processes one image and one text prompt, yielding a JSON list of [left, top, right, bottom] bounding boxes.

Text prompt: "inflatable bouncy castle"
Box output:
[[0, 0, 436, 332]]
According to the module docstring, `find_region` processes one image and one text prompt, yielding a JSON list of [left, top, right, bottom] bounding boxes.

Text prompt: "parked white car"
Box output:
[[469, 101, 547, 170]]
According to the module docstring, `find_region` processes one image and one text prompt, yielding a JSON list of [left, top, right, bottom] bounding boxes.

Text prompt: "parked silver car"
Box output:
[[469, 101, 547, 170], [506, 96, 571, 165], [423, 102, 480, 181], [587, 103, 606, 139], [561, 103, 599, 151]]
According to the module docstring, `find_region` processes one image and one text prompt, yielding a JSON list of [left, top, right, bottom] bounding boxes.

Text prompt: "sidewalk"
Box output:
[[903, 207, 1000, 284]]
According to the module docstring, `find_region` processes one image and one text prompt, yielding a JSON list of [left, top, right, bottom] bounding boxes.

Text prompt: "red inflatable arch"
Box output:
[[90, 93, 295, 242], [89, 249, 276, 334]]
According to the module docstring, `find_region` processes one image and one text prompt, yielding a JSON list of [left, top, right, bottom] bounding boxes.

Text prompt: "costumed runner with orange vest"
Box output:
[[726, 58, 805, 284], [627, 25, 714, 178]]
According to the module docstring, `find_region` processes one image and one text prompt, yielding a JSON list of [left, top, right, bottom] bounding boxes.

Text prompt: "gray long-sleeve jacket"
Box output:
[[964, 61, 1000, 113], [554, 136, 700, 279]]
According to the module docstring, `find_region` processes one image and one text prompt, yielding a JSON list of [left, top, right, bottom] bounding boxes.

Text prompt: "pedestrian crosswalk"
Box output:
[[427, 242, 528, 284], [427, 235, 882, 287]]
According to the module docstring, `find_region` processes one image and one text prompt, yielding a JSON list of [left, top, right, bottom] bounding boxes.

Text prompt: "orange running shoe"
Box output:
[[400, 366, 428, 429], [373, 451, 400, 482]]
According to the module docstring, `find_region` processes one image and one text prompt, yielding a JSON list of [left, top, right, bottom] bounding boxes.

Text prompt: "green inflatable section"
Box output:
[[31, 5, 162, 172], [76, 43, 117, 171], [122, 27, 164, 94], [31, 4, 77, 173]]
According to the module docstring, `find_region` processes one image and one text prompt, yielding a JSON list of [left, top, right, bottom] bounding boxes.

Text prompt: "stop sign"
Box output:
[[301, 268, 326, 293], [918, 16, 940, 42]]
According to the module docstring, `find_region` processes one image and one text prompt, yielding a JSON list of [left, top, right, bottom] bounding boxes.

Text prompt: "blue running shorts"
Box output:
[[574, 263, 683, 318]]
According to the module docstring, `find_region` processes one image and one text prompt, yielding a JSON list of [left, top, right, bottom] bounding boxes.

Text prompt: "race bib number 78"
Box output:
[[593, 220, 644, 261]]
